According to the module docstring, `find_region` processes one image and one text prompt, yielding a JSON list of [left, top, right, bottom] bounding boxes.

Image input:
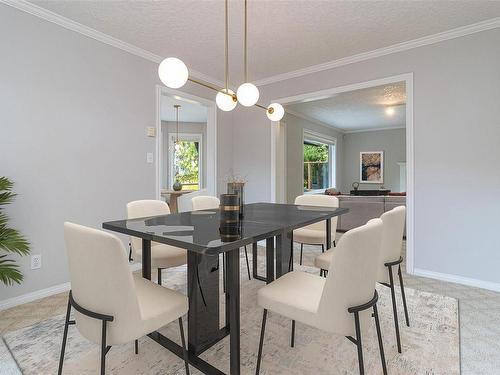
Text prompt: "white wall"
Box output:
[[0, 4, 234, 302], [342, 128, 406, 193], [284, 113, 343, 203], [232, 28, 500, 287]]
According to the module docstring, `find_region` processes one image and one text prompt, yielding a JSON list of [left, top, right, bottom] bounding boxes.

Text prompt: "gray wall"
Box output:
[[161, 121, 207, 190], [284, 113, 343, 203], [342, 128, 406, 193], [232, 28, 500, 286], [0, 4, 234, 301]]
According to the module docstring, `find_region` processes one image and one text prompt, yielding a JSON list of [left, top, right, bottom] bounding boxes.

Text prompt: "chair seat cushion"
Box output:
[[293, 227, 326, 245], [136, 243, 187, 269], [133, 274, 188, 335], [257, 271, 325, 327], [315, 249, 334, 270]]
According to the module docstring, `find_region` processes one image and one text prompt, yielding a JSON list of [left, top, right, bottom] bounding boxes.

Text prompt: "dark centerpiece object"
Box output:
[[172, 180, 182, 191], [227, 181, 245, 218], [219, 194, 241, 242]]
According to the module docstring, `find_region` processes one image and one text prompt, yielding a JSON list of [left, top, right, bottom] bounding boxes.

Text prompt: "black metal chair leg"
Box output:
[[128, 242, 133, 262], [134, 339, 138, 354], [288, 247, 293, 272], [398, 264, 410, 327], [321, 244, 324, 253], [388, 265, 402, 353], [299, 244, 303, 265], [291, 320, 295, 348], [157, 268, 162, 285], [244, 246, 251, 281], [333, 240, 336, 247], [100, 321, 107, 375], [256, 309, 268, 375], [178, 318, 190, 375], [319, 269, 323, 277], [373, 303, 388, 375], [353, 311, 364, 375], [57, 299, 72, 375]]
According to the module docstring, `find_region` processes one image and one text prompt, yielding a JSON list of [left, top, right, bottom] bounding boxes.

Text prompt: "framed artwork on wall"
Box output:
[[360, 151, 384, 183]]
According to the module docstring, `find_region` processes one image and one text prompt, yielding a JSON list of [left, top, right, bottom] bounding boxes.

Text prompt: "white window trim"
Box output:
[[168, 132, 203, 190], [302, 129, 337, 193]]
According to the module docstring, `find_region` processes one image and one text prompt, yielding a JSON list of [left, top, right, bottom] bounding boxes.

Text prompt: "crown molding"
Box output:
[[285, 108, 345, 134], [1, 0, 225, 88], [254, 17, 500, 86], [343, 126, 406, 134]]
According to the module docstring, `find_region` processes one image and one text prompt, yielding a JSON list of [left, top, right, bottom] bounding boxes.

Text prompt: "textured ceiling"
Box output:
[[286, 81, 406, 131], [161, 94, 208, 122], [29, 1, 500, 84]]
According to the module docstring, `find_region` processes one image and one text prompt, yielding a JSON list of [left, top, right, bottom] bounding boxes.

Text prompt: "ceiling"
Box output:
[[28, 1, 500, 84], [161, 94, 208, 123], [286, 81, 406, 132]]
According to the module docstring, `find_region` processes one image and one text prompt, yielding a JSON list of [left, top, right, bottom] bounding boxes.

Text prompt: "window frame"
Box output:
[[168, 132, 203, 190], [302, 129, 336, 194]]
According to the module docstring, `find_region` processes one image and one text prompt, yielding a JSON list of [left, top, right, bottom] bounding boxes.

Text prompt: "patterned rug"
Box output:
[[3, 253, 459, 374]]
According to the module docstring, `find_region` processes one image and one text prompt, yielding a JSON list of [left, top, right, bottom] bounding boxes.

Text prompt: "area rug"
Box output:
[[3, 253, 459, 374]]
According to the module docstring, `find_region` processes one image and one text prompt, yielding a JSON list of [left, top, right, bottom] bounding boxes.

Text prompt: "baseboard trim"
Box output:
[[0, 262, 144, 311], [413, 268, 500, 293], [0, 282, 71, 311]]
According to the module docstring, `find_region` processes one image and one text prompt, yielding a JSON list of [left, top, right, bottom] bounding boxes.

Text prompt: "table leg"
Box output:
[[142, 239, 151, 280], [252, 242, 267, 282], [187, 252, 226, 355], [169, 195, 178, 213], [276, 230, 292, 278], [266, 237, 275, 284], [226, 248, 241, 375], [326, 218, 332, 250]]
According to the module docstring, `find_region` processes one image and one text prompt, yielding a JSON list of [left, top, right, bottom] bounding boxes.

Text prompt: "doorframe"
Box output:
[[270, 73, 415, 275], [155, 85, 217, 198]]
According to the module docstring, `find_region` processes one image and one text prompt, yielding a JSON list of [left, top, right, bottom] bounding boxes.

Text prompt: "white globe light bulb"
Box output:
[[236, 82, 260, 107], [216, 89, 237, 111], [158, 57, 189, 88], [266, 103, 285, 121]]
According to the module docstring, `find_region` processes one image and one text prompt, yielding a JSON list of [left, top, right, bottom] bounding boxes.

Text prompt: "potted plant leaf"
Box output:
[[0, 177, 30, 286]]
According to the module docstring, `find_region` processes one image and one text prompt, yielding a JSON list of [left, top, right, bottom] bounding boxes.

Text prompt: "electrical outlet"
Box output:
[[31, 254, 42, 270]]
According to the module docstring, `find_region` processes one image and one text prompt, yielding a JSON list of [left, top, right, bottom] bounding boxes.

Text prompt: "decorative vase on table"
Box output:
[[227, 181, 245, 218], [173, 180, 182, 191], [219, 194, 241, 242]]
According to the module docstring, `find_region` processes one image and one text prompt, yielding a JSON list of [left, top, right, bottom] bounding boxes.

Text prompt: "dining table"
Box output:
[[102, 202, 348, 375]]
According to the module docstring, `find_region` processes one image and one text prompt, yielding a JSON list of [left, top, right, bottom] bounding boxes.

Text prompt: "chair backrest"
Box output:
[[177, 189, 208, 212], [377, 206, 406, 283], [64, 222, 141, 344], [294, 194, 339, 234], [127, 200, 170, 255], [192, 195, 220, 211], [316, 218, 383, 336]]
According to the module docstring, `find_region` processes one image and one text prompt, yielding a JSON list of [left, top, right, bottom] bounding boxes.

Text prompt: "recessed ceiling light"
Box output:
[[385, 107, 395, 116]]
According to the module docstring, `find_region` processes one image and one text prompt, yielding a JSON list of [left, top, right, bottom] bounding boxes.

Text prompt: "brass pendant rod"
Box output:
[[225, 0, 229, 90], [244, 0, 248, 83]]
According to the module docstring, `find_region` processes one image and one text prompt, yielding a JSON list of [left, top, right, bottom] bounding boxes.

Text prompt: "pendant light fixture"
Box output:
[[236, 0, 259, 107], [158, 0, 284, 122], [172, 104, 182, 191]]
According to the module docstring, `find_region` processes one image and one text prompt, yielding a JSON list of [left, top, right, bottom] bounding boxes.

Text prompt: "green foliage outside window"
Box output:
[[174, 141, 200, 190]]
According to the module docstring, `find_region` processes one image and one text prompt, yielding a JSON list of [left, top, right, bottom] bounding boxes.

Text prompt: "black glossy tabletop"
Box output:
[[102, 202, 347, 255]]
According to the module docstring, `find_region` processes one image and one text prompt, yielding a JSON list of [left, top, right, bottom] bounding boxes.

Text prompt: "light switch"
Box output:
[[146, 127, 156, 137], [146, 152, 154, 163]]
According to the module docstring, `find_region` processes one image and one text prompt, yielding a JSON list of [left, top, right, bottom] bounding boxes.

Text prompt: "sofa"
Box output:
[[336, 195, 406, 234]]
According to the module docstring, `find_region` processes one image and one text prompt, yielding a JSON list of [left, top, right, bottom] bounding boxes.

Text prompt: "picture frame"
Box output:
[[360, 151, 384, 183]]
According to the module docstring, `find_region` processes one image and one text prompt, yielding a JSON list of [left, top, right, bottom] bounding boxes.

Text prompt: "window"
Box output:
[[169, 133, 202, 190], [303, 131, 336, 193]]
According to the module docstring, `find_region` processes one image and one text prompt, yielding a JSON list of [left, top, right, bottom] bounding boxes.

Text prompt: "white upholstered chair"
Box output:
[[59, 222, 189, 375], [127, 200, 187, 285], [315, 205, 409, 353], [256, 219, 387, 375], [191, 195, 251, 281], [293, 194, 339, 265]]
